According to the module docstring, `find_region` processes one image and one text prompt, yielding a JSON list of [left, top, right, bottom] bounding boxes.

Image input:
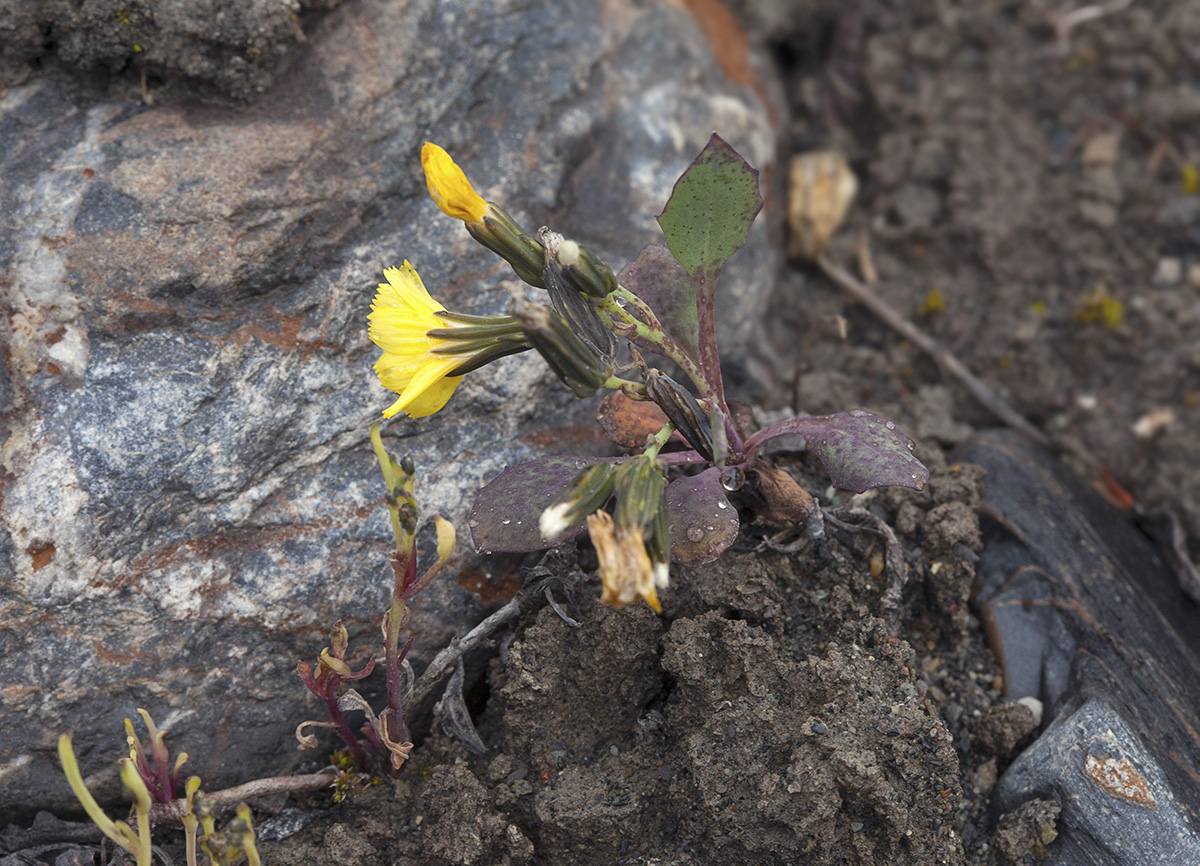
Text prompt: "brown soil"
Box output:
[[15, 0, 1200, 863], [256, 2, 1199, 862], [262, 449, 994, 865]]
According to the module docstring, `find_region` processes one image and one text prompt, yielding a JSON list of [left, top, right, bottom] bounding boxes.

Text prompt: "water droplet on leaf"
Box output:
[[686, 526, 704, 542], [720, 467, 744, 491]]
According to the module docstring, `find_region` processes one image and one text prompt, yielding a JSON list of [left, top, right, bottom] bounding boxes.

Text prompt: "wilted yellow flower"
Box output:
[[421, 142, 488, 223], [588, 511, 664, 613], [369, 262, 528, 419]]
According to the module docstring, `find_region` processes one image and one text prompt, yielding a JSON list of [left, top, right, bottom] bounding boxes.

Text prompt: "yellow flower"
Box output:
[[369, 262, 529, 419], [369, 263, 465, 418], [421, 142, 488, 223]]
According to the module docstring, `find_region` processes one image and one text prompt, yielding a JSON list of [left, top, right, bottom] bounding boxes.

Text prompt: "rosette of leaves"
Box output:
[[470, 136, 928, 567]]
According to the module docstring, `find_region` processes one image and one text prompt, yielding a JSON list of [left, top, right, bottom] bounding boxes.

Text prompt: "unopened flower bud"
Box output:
[[612, 454, 667, 532], [556, 238, 618, 299], [539, 462, 617, 542], [509, 295, 612, 398], [538, 228, 617, 361], [643, 368, 714, 462], [466, 204, 547, 288]]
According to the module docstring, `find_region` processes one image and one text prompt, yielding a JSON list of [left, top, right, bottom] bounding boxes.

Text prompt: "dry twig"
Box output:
[[816, 253, 1054, 450]]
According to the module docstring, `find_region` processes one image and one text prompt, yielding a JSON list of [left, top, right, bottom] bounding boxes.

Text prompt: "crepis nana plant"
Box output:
[[369, 135, 928, 612]]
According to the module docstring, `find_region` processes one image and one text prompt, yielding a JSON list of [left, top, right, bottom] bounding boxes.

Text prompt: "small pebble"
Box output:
[[1153, 257, 1182, 285]]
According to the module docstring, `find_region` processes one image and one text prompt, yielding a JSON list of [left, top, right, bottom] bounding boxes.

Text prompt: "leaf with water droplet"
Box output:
[[743, 410, 928, 492], [667, 467, 738, 563]]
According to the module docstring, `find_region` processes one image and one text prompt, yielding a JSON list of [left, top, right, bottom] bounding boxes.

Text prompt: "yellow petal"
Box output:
[[374, 262, 442, 316], [382, 373, 462, 419], [421, 142, 488, 223]]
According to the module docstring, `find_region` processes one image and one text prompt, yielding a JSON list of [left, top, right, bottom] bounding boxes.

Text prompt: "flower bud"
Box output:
[[538, 228, 617, 361], [539, 462, 617, 542], [556, 238, 618, 299], [421, 142, 488, 223], [509, 295, 612, 398], [642, 368, 714, 461], [466, 204, 547, 288]]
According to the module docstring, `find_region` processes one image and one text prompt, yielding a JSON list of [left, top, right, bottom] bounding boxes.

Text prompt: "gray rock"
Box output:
[[961, 430, 1200, 864], [992, 699, 1200, 866], [0, 0, 343, 99], [0, 0, 782, 819]]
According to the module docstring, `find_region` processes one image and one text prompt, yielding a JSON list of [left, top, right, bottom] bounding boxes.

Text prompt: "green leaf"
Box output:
[[656, 133, 763, 283], [654, 135, 762, 402]]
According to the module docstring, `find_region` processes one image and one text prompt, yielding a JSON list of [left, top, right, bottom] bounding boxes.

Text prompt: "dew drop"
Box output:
[[885, 420, 895, 429], [720, 467, 744, 491], [706, 525, 714, 532], [468, 519, 479, 528], [848, 408, 870, 417], [686, 526, 705, 542], [502, 519, 511, 525], [717, 501, 728, 509]]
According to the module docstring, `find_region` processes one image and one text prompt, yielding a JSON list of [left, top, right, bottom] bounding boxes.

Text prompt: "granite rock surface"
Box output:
[[0, 0, 781, 817]]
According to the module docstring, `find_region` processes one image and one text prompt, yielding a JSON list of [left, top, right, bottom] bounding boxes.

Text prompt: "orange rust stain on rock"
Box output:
[[226, 307, 339, 354], [93, 640, 157, 666], [682, 0, 753, 87], [27, 541, 55, 571], [1084, 753, 1156, 809], [2, 683, 42, 700]]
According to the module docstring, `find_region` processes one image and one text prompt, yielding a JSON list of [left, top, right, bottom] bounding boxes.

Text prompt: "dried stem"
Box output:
[[816, 253, 1054, 450], [148, 773, 337, 826], [826, 506, 907, 634]]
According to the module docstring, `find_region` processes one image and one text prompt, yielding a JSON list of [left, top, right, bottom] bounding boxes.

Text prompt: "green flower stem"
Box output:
[[600, 374, 644, 393], [58, 735, 152, 866], [600, 286, 744, 456], [643, 422, 676, 460], [370, 425, 404, 549], [600, 288, 716, 407]]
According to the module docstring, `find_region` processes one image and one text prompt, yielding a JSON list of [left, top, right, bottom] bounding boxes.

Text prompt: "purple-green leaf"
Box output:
[[469, 456, 623, 553], [618, 243, 702, 371], [666, 467, 739, 564], [743, 410, 929, 493]]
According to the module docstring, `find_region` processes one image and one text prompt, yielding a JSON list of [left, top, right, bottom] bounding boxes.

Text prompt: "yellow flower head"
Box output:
[[369, 263, 529, 419], [370, 263, 466, 418], [421, 142, 488, 223]]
